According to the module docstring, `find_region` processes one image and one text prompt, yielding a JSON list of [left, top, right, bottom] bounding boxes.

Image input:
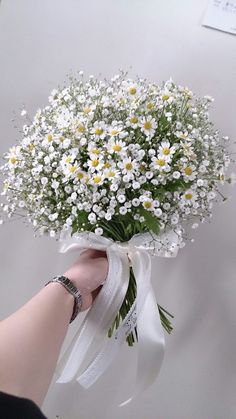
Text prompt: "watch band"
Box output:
[[45, 275, 83, 322]]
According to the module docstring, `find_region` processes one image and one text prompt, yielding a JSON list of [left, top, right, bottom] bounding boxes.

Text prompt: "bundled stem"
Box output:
[[103, 220, 174, 346]]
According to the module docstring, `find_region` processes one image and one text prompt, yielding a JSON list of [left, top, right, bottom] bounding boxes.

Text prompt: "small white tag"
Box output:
[[202, 0, 236, 35]]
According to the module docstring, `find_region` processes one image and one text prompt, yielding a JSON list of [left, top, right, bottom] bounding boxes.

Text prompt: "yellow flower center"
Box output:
[[69, 165, 77, 173], [107, 171, 115, 178], [129, 87, 137, 95], [147, 102, 154, 110], [144, 121, 152, 130], [28, 144, 35, 151], [103, 162, 112, 169], [113, 144, 122, 152], [77, 172, 84, 179], [144, 201, 152, 209], [91, 148, 100, 155], [111, 129, 119, 136], [9, 157, 17, 164], [94, 175, 102, 184], [184, 167, 193, 176], [162, 147, 170, 155], [47, 134, 53, 142], [65, 157, 72, 163], [83, 107, 92, 114], [185, 193, 193, 200], [157, 159, 165, 167], [95, 127, 103, 136], [139, 163, 146, 171], [91, 159, 99, 167], [77, 124, 86, 133], [3, 181, 9, 190], [60, 136, 65, 143], [130, 116, 138, 124], [162, 95, 169, 101], [125, 162, 133, 170]]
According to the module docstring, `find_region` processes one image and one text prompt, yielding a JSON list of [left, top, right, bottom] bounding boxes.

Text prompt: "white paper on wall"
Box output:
[[202, 0, 236, 35]]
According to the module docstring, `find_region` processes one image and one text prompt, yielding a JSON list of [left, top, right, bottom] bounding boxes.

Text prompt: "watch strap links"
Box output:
[[45, 275, 83, 322]]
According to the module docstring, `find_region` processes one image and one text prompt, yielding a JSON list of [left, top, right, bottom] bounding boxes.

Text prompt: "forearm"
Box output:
[[0, 250, 107, 407], [0, 283, 73, 406]]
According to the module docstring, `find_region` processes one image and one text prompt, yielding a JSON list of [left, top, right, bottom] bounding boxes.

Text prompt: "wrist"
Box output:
[[45, 276, 83, 322], [47, 281, 74, 302], [62, 272, 93, 312], [63, 269, 86, 293]]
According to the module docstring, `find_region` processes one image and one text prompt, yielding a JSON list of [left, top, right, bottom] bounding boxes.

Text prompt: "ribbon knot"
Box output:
[[111, 241, 130, 253], [56, 230, 180, 405]]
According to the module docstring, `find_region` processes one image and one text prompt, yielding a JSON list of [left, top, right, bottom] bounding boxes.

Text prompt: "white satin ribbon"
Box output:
[[56, 230, 180, 404]]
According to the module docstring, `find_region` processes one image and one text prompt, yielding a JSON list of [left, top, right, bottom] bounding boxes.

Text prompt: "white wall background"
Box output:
[[0, 1, 236, 418]]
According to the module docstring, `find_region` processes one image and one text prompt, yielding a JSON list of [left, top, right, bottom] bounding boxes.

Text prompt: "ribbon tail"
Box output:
[[120, 252, 165, 406], [56, 248, 129, 383], [76, 251, 130, 388]]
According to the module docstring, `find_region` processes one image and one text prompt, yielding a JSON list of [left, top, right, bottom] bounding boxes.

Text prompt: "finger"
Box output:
[[91, 285, 102, 301], [79, 249, 107, 259]]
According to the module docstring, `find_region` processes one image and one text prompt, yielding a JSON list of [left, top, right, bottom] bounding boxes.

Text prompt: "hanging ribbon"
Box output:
[[56, 230, 181, 404]]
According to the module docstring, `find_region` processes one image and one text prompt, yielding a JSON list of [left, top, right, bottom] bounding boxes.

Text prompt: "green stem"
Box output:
[[104, 222, 174, 344]]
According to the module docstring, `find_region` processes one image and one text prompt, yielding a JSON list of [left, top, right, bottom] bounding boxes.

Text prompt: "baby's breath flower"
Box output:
[[0, 71, 232, 247]]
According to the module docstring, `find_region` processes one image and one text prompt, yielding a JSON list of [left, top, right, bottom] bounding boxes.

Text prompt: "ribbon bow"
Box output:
[[56, 230, 180, 405]]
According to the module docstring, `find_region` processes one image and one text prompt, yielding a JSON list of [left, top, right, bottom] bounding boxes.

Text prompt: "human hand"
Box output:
[[63, 249, 108, 311]]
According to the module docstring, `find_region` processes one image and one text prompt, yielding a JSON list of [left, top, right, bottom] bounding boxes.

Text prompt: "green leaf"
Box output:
[[139, 207, 160, 235], [153, 186, 165, 201], [71, 210, 88, 235], [165, 180, 192, 192]]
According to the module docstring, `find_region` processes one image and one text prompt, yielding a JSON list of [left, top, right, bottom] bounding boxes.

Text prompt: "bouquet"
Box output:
[[0, 72, 233, 393]]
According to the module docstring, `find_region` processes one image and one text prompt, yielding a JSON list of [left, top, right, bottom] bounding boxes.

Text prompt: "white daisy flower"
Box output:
[[182, 164, 197, 181], [142, 198, 154, 211], [182, 190, 197, 204], [158, 141, 176, 159], [73, 120, 87, 137], [151, 156, 171, 172], [126, 114, 139, 129], [64, 162, 79, 177], [104, 168, 120, 180], [88, 142, 102, 158], [82, 104, 96, 118], [126, 82, 140, 97], [91, 121, 106, 139], [119, 157, 138, 175], [140, 116, 157, 138], [75, 170, 87, 183], [107, 139, 127, 155], [6, 146, 21, 168], [108, 124, 123, 138], [87, 157, 104, 173], [61, 154, 76, 167], [90, 174, 105, 186]]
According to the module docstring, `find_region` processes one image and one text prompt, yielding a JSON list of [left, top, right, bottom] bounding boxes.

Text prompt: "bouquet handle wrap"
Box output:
[[56, 230, 180, 404]]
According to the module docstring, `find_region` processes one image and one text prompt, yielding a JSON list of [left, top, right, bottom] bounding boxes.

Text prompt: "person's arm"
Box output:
[[0, 249, 108, 407]]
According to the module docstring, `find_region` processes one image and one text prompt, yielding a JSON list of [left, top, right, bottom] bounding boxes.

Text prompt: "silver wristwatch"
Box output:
[[45, 275, 83, 323]]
